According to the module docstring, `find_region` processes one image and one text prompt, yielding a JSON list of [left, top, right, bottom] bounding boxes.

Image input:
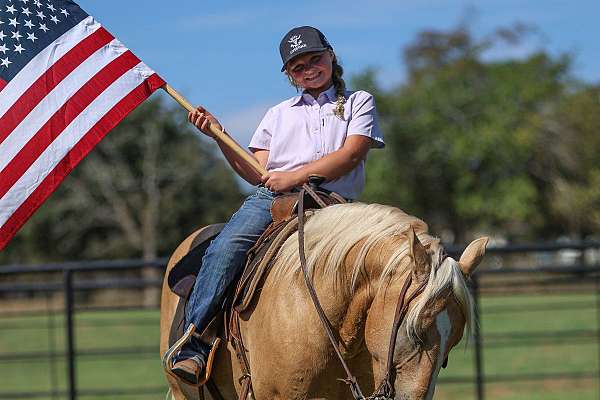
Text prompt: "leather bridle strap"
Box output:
[[297, 188, 365, 399], [297, 187, 429, 400], [374, 276, 428, 398]]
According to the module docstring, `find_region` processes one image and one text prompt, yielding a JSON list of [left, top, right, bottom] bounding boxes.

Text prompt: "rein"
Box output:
[[297, 187, 428, 400]]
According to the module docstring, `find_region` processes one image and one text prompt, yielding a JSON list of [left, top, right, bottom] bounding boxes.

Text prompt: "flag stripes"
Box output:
[[0, 17, 100, 120], [0, 74, 164, 246], [0, 50, 141, 199], [0, 26, 114, 145], [0, 6, 165, 250]]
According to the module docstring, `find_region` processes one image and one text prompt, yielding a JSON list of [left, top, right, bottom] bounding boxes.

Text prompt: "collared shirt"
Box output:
[[248, 85, 384, 199]]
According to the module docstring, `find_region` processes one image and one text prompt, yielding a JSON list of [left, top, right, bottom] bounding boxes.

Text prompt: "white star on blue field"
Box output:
[[0, 0, 84, 80], [75, 0, 600, 147]]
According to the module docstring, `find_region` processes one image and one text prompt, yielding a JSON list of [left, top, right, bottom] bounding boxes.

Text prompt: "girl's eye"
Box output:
[[311, 55, 322, 64], [292, 65, 304, 74]]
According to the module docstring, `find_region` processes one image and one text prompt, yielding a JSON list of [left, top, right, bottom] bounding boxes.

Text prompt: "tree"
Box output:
[[532, 86, 600, 237], [358, 24, 575, 242], [1, 99, 244, 265]]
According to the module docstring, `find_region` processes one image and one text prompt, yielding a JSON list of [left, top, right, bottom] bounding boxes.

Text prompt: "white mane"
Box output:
[[269, 202, 475, 343]]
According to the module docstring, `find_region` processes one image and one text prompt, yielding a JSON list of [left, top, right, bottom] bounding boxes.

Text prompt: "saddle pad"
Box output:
[[233, 211, 315, 313], [168, 224, 225, 298]]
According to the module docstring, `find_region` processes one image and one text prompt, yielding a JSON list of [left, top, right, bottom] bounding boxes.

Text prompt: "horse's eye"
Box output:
[[442, 356, 448, 368]]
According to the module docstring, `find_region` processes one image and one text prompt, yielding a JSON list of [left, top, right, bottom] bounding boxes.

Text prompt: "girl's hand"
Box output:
[[261, 171, 304, 193], [188, 106, 223, 138]]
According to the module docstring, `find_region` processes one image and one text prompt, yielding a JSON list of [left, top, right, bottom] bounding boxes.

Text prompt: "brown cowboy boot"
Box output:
[[172, 353, 207, 385]]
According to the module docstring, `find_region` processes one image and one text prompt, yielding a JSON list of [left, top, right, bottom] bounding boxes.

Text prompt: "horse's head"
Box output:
[[365, 227, 488, 400]]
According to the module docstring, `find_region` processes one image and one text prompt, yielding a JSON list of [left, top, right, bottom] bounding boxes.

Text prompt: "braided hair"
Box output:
[[286, 50, 347, 120]]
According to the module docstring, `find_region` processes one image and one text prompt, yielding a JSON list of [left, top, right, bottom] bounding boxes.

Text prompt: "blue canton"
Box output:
[[0, 0, 88, 82]]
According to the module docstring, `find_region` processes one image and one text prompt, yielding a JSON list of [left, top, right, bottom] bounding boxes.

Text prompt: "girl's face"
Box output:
[[286, 50, 334, 92]]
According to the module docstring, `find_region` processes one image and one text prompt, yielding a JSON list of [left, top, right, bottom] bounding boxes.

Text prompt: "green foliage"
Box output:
[[1, 98, 244, 262], [359, 24, 595, 241]]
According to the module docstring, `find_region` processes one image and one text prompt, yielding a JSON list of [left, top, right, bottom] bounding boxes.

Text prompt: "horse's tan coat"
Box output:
[[160, 203, 488, 399]]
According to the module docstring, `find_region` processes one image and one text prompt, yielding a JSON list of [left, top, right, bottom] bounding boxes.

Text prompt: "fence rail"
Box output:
[[1, 240, 599, 399]]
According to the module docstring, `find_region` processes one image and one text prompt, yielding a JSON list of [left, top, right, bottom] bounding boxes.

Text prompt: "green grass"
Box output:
[[0, 293, 598, 399]]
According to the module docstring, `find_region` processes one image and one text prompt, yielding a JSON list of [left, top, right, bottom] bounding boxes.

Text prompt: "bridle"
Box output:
[[297, 186, 429, 400]]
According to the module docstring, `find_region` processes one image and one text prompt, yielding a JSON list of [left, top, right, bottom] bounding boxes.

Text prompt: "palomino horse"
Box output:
[[160, 202, 488, 399]]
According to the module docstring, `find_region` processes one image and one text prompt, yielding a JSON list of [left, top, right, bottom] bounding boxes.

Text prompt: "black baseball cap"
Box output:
[[279, 26, 333, 72]]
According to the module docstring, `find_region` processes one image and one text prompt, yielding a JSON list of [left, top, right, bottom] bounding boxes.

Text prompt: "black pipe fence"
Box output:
[[0, 241, 599, 399]]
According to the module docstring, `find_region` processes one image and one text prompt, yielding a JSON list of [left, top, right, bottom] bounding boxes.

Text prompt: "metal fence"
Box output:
[[0, 241, 599, 399]]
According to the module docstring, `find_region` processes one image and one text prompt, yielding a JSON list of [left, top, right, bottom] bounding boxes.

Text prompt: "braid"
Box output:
[[331, 57, 346, 120]]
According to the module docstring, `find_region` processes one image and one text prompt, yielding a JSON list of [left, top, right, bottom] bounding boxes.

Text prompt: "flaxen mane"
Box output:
[[270, 202, 475, 344]]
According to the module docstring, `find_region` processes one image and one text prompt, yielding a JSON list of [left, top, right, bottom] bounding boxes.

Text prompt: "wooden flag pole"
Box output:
[[161, 84, 267, 176]]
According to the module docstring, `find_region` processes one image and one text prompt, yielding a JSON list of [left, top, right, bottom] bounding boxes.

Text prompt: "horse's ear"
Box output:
[[458, 237, 489, 276], [407, 226, 430, 283]]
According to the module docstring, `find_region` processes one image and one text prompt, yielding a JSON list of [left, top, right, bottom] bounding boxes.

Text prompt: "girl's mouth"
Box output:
[[305, 72, 321, 82]]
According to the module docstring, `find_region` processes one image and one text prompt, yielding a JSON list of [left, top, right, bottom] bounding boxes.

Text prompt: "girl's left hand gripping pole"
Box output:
[[161, 84, 267, 177]]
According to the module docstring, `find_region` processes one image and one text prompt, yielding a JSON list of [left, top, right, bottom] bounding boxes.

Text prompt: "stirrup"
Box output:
[[162, 323, 221, 387]]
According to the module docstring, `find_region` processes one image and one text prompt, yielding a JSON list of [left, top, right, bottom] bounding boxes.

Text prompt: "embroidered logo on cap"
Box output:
[[288, 34, 307, 55]]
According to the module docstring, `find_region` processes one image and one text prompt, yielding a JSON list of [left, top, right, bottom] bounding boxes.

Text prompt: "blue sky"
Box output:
[[78, 0, 600, 147]]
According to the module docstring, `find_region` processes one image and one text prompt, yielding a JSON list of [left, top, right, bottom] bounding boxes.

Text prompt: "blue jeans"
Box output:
[[184, 186, 274, 346]]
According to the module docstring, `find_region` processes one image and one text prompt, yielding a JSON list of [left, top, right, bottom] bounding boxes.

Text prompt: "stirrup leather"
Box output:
[[162, 324, 221, 387]]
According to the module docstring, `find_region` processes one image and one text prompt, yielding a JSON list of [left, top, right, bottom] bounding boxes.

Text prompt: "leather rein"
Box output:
[[297, 186, 428, 400]]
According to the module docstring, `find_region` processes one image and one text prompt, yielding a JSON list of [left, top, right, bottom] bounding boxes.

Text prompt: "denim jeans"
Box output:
[[184, 186, 274, 339]]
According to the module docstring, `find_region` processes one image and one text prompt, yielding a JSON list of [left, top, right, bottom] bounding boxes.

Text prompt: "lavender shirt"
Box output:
[[248, 85, 384, 199]]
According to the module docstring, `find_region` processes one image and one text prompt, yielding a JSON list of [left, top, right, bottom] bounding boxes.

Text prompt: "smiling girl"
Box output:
[[170, 26, 384, 385]]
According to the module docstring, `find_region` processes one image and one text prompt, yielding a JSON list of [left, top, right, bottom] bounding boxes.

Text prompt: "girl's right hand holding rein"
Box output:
[[188, 106, 224, 139]]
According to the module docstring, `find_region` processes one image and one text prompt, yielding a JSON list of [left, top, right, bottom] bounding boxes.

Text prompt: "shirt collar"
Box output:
[[291, 85, 337, 106]]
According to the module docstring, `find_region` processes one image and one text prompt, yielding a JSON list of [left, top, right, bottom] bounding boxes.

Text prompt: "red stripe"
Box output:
[[0, 78, 6, 92], [0, 28, 114, 145], [0, 73, 165, 250], [0, 51, 142, 199]]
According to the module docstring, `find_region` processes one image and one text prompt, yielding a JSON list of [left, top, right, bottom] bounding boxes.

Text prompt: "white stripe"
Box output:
[[0, 38, 127, 172], [425, 310, 451, 400], [0, 63, 152, 226], [0, 16, 100, 119]]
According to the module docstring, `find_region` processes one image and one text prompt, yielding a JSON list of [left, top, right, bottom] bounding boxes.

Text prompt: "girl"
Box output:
[[171, 26, 384, 385]]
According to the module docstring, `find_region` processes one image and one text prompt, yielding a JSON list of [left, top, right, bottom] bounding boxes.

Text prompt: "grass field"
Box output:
[[0, 292, 598, 399]]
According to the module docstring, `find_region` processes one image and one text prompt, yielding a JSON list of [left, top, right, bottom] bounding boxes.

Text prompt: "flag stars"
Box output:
[[6, 4, 17, 14], [24, 19, 34, 29], [13, 43, 25, 54], [11, 30, 22, 40], [50, 15, 59, 24], [46, 3, 55, 12], [1, 57, 12, 68], [8, 18, 19, 27], [0, 31, 6, 41], [36, 10, 45, 19], [21, 7, 32, 16], [26, 31, 37, 42], [60, 8, 69, 17], [38, 23, 48, 32], [33, 0, 42, 7], [0, 44, 8, 54]]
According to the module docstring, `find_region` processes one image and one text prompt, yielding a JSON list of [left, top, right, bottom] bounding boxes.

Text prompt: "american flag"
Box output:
[[0, 0, 165, 250]]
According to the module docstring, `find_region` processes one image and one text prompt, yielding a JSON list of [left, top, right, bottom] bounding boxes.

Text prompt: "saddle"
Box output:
[[164, 178, 346, 397]]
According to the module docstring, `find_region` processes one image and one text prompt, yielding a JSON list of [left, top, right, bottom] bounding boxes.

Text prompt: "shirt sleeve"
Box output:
[[249, 107, 274, 151], [347, 91, 385, 149]]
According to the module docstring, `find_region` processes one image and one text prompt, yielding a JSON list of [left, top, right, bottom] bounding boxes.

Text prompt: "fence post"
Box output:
[[472, 274, 485, 400], [64, 270, 76, 400], [596, 275, 600, 394]]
